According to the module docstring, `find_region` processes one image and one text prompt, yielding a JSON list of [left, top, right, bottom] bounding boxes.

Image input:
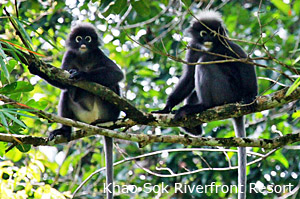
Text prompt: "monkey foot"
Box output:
[[48, 127, 71, 141]]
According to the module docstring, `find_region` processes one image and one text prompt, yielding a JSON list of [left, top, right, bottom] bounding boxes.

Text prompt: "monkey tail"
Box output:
[[233, 116, 247, 199], [104, 136, 114, 199]]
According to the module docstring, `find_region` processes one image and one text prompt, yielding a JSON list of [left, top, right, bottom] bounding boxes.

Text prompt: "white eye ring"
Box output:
[[200, 30, 207, 37], [75, 36, 82, 43], [210, 31, 217, 37], [85, 36, 92, 42]]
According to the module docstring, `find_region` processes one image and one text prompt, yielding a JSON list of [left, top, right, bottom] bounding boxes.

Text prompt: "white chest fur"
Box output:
[[71, 98, 107, 124]]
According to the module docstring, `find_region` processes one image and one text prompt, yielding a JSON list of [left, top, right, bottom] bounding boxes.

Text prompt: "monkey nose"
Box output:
[[203, 41, 213, 49], [80, 44, 87, 50]]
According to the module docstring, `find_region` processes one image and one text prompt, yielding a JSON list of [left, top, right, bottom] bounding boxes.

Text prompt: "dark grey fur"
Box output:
[[153, 11, 257, 199], [29, 23, 123, 199]]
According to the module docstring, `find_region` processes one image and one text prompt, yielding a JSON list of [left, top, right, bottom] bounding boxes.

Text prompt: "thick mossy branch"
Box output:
[[2, 44, 300, 149], [1, 45, 151, 123], [1, 94, 300, 149], [0, 119, 299, 149], [29, 60, 151, 122], [3, 44, 300, 128], [96, 87, 300, 130], [171, 86, 300, 128]]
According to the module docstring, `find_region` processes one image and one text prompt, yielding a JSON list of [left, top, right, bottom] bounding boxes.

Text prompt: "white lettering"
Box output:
[[144, 183, 152, 193], [196, 185, 203, 193], [102, 182, 295, 194], [121, 185, 129, 193], [266, 185, 274, 193], [174, 183, 183, 193], [230, 184, 238, 193], [285, 183, 294, 193], [103, 183, 113, 193], [161, 182, 169, 193], [205, 182, 215, 193], [187, 184, 195, 193], [221, 185, 229, 193], [249, 183, 258, 193], [274, 185, 282, 193]]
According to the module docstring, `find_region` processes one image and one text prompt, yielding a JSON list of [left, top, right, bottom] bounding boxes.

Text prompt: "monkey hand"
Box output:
[[48, 127, 71, 141], [174, 104, 203, 121], [68, 69, 87, 80], [174, 107, 189, 121]]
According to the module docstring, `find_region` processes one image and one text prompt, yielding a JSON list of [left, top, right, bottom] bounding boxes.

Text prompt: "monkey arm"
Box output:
[[152, 67, 196, 114], [68, 65, 123, 87], [83, 64, 124, 87], [165, 66, 196, 109], [65, 51, 124, 87], [153, 49, 202, 113]]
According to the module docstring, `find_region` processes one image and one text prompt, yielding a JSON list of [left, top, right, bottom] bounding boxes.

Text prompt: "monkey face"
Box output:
[[66, 23, 100, 53], [198, 29, 217, 49], [74, 35, 93, 53], [189, 20, 227, 50]]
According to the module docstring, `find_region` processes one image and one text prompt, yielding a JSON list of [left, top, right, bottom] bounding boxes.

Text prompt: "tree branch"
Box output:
[[0, 11, 151, 123], [28, 60, 152, 122], [1, 94, 300, 149], [1, 12, 300, 149]]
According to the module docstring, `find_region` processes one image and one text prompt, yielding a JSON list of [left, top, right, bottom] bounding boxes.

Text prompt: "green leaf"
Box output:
[[14, 17, 33, 46], [137, 68, 155, 77], [285, 77, 300, 96], [26, 99, 48, 110], [0, 112, 9, 129], [6, 148, 23, 162], [60, 153, 84, 176], [102, 3, 115, 17], [16, 144, 31, 153], [2, 108, 38, 119], [60, 156, 72, 176], [19, 19, 58, 50], [2, 111, 27, 128], [294, 0, 300, 15], [0, 56, 9, 80], [292, 55, 300, 65], [0, 40, 25, 64], [131, 0, 150, 17], [102, 0, 128, 17], [270, 0, 290, 15], [0, 142, 7, 157], [113, 0, 127, 14], [0, 81, 34, 94], [0, 43, 6, 59], [181, 0, 192, 7], [272, 151, 289, 168]]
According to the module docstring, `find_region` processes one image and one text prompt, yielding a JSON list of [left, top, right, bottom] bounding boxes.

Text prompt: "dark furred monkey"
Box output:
[[29, 23, 124, 199], [153, 11, 257, 199]]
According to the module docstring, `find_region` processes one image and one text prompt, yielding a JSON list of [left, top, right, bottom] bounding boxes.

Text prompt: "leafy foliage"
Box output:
[[1, 0, 300, 198]]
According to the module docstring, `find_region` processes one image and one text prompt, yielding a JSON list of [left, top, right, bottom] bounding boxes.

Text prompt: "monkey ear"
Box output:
[[224, 27, 229, 35], [220, 24, 229, 36], [220, 26, 229, 37]]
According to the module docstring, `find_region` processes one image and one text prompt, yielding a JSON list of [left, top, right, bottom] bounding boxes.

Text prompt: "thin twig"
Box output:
[[71, 147, 267, 197]]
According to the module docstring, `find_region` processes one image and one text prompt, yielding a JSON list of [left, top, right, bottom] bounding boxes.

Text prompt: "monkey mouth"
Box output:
[[203, 42, 213, 49], [79, 45, 87, 52]]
